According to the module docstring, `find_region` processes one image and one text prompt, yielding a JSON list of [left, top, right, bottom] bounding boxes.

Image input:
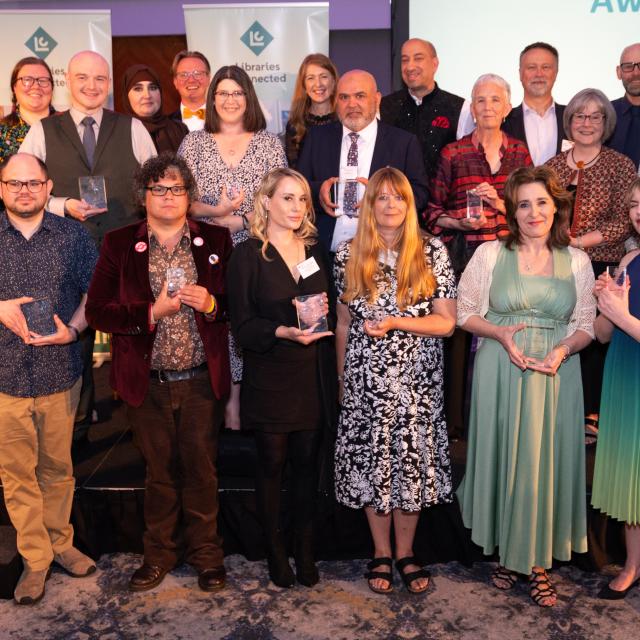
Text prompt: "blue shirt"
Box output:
[[0, 211, 98, 397]]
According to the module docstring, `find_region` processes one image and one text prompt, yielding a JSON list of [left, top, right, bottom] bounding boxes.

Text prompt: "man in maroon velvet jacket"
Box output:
[[85, 154, 232, 593]]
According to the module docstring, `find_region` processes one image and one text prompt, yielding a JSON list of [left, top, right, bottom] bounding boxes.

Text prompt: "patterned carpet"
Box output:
[[1, 553, 639, 639]]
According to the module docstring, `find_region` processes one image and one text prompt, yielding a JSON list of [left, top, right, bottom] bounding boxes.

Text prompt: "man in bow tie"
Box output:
[[170, 50, 211, 132]]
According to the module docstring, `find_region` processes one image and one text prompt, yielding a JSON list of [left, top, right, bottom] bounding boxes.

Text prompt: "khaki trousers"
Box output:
[[0, 378, 81, 570]]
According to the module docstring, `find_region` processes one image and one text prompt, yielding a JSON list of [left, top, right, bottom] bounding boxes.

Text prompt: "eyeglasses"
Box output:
[[145, 185, 187, 197], [16, 76, 53, 89], [572, 113, 605, 124], [619, 61, 640, 73], [0, 179, 47, 193], [175, 71, 208, 81], [214, 90, 246, 101]]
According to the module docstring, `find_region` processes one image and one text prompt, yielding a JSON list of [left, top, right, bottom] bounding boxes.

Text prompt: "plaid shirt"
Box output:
[[425, 132, 532, 252]]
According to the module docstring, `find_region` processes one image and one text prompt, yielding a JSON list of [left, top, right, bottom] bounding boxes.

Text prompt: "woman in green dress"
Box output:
[[591, 177, 640, 599], [457, 165, 596, 607]]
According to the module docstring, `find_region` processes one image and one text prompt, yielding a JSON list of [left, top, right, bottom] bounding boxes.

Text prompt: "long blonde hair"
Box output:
[[250, 167, 317, 259], [342, 168, 436, 310]]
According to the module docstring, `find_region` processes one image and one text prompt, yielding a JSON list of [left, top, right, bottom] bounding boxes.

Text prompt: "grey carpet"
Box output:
[[1, 553, 639, 639]]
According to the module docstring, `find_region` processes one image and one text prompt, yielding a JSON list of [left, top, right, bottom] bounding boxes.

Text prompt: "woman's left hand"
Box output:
[[526, 345, 567, 376], [474, 182, 500, 207], [597, 284, 630, 324], [363, 316, 395, 337]]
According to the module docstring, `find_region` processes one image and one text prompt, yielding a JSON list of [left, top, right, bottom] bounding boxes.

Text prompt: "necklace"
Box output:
[[570, 146, 601, 170], [520, 248, 550, 273]]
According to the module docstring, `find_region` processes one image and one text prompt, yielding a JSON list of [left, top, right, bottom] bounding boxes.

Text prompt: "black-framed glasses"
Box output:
[[175, 71, 208, 81], [16, 76, 53, 89], [572, 113, 605, 124], [620, 61, 640, 74], [145, 185, 187, 197], [214, 90, 246, 101], [0, 179, 47, 193]]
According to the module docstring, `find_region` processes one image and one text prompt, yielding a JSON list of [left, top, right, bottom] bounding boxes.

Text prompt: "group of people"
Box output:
[[0, 35, 639, 612]]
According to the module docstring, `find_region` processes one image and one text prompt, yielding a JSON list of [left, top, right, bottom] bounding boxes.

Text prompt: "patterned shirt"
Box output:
[[0, 110, 30, 165], [0, 211, 97, 397], [546, 147, 637, 262], [148, 224, 206, 370], [425, 132, 532, 251]]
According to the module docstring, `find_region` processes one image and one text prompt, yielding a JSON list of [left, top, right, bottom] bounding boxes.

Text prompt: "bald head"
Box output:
[[401, 39, 439, 98], [336, 69, 381, 132], [617, 43, 640, 102], [66, 50, 110, 113]]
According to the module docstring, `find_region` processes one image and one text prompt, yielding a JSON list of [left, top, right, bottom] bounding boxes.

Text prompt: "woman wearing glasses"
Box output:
[[0, 57, 54, 165], [179, 65, 287, 429], [546, 89, 637, 444]]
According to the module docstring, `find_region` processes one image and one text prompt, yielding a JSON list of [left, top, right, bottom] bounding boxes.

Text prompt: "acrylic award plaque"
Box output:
[[295, 293, 328, 333], [21, 298, 56, 336], [78, 176, 107, 210], [166, 267, 187, 297]]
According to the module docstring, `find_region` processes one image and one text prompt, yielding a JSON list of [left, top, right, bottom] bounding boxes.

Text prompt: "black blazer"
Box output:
[[502, 102, 566, 158], [296, 120, 429, 249]]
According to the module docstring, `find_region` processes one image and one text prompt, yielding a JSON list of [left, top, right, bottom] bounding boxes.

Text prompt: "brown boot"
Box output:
[[14, 566, 51, 605], [53, 547, 97, 577]]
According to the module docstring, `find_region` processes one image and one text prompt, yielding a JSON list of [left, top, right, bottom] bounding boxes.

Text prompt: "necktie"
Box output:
[[184, 108, 205, 120], [81, 116, 96, 168], [343, 132, 359, 216]]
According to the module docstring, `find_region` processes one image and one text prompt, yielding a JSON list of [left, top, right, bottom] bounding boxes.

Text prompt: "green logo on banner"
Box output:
[[240, 21, 273, 56], [25, 27, 58, 60]]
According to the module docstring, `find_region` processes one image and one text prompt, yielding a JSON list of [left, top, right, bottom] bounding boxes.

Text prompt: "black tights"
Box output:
[[254, 430, 320, 547]]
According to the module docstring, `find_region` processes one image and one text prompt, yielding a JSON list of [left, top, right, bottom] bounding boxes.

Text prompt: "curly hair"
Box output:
[[133, 152, 197, 207], [251, 167, 317, 259], [503, 165, 572, 250]]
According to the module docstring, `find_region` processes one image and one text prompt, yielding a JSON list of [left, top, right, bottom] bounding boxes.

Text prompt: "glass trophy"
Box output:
[[606, 265, 627, 291], [21, 298, 56, 336], [166, 267, 187, 297], [466, 189, 483, 219], [515, 321, 553, 361], [365, 303, 387, 329], [78, 176, 107, 210], [295, 293, 328, 333]]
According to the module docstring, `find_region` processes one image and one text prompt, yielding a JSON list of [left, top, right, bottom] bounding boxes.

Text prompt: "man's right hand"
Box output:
[[319, 177, 340, 216], [64, 198, 108, 221], [151, 281, 182, 322], [0, 297, 33, 342]]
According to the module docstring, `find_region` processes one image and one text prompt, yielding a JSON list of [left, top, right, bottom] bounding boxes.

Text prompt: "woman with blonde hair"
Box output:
[[285, 53, 338, 167], [334, 166, 457, 595], [227, 167, 335, 588]]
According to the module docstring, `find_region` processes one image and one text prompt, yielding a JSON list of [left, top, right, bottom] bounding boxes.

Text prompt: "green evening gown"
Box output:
[[591, 252, 640, 525], [458, 244, 587, 574]]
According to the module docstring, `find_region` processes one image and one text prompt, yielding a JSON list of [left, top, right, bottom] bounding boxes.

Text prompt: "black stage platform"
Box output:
[[0, 362, 626, 598]]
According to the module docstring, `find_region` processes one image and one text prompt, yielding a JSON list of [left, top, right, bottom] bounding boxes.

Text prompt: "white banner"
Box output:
[[0, 10, 112, 117], [183, 2, 329, 134]]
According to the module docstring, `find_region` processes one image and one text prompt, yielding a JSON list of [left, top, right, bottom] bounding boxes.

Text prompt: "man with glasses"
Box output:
[[0, 153, 98, 605], [19, 50, 157, 440], [610, 43, 640, 169], [86, 154, 232, 593], [169, 50, 211, 132]]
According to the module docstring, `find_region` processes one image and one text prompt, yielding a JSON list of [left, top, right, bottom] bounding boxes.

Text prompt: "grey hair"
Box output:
[[563, 88, 616, 142], [471, 74, 511, 102]]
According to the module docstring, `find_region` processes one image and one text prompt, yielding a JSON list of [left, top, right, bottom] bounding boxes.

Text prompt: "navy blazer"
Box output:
[[296, 120, 429, 249], [502, 103, 566, 159]]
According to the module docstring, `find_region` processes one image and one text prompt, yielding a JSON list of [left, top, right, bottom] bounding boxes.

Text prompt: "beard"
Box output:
[[623, 78, 640, 97]]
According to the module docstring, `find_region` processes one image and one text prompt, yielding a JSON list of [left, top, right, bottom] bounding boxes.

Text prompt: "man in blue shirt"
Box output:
[[610, 43, 640, 170], [0, 153, 98, 605]]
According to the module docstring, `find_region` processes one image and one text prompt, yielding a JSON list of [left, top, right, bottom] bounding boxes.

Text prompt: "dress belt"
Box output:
[[149, 362, 208, 383]]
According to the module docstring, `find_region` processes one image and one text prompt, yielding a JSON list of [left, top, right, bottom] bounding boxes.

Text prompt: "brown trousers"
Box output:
[[127, 371, 224, 570], [0, 378, 81, 570]]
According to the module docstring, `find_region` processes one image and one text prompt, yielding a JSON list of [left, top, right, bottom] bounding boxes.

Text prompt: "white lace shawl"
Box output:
[[457, 240, 596, 339]]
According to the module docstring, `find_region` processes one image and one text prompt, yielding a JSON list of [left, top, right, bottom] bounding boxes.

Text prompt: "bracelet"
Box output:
[[554, 343, 571, 362], [204, 295, 216, 315], [67, 325, 80, 343]]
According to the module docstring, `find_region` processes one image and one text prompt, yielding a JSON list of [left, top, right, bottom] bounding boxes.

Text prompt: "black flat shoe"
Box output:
[[395, 556, 430, 594], [128, 563, 170, 592], [267, 553, 295, 588], [365, 557, 393, 594], [198, 566, 226, 592], [598, 577, 640, 600]]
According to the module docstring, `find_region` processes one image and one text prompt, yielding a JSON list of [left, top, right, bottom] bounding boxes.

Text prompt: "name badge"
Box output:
[[297, 256, 320, 279]]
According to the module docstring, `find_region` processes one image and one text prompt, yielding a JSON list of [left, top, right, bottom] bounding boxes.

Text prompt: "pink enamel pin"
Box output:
[[135, 241, 147, 253]]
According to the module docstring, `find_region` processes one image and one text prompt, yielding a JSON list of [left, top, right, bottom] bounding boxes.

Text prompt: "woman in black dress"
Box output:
[[228, 167, 335, 588]]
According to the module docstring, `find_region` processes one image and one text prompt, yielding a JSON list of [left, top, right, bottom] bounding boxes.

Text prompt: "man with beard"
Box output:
[[502, 42, 566, 166], [0, 153, 98, 604], [297, 69, 428, 251], [609, 43, 640, 170]]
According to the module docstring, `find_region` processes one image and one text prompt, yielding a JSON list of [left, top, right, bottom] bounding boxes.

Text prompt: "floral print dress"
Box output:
[[333, 237, 455, 512]]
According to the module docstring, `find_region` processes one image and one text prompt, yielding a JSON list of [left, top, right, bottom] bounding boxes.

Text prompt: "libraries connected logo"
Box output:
[[240, 21, 273, 56], [25, 27, 58, 59]]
